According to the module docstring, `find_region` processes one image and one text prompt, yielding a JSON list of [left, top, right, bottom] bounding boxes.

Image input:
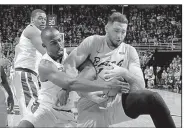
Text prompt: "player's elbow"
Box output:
[[67, 78, 79, 91]]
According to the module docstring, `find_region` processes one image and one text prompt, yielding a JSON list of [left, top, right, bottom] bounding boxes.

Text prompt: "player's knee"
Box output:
[[147, 92, 162, 104], [124, 108, 139, 119], [147, 92, 170, 114], [18, 120, 35, 128]]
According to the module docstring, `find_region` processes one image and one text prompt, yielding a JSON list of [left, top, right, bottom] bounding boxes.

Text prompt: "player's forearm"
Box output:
[[79, 91, 104, 104], [69, 78, 111, 92], [1, 80, 13, 96], [121, 69, 144, 90], [51, 76, 110, 92], [1, 67, 13, 96]]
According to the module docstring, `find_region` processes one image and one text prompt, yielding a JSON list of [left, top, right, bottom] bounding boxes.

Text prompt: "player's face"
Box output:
[[107, 22, 127, 48], [47, 32, 64, 60], [33, 12, 47, 30]]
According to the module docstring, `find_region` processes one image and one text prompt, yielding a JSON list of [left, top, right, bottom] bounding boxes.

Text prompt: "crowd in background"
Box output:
[[126, 5, 181, 48], [0, 5, 182, 93], [144, 55, 182, 93]]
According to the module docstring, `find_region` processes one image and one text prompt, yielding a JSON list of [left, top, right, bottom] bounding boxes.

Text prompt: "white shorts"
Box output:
[[13, 70, 39, 117], [77, 93, 131, 127], [21, 103, 76, 127]]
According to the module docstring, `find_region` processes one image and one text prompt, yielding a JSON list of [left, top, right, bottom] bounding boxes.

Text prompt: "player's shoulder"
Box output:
[[39, 59, 57, 74], [79, 35, 104, 50], [123, 43, 139, 60], [23, 24, 40, 38], [125, 43, 137, 54], [84, 35, 104, 42]]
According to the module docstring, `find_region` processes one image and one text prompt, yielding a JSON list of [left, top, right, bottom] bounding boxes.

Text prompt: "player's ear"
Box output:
[[105, 24, 108, 33], [31, 17, 34, 23], [42, 43, 46, 48]]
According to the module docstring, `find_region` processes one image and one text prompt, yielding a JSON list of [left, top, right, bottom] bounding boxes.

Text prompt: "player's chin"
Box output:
[[40, 25, 46, 30], [57, 50, 64, 56]]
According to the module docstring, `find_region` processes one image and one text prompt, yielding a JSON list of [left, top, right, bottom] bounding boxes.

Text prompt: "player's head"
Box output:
[[105, 12, 128, 48], [41, 27, 64, 61], [31, 9, 47, 30]]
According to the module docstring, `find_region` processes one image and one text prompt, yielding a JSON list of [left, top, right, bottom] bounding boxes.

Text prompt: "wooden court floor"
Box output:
[[8, 89, 182, 127]]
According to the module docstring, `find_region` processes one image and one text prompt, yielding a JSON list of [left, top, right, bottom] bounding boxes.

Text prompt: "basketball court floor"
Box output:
[[8, 89, 182, 127]]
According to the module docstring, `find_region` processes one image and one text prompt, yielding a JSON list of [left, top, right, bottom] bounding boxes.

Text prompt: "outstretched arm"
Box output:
[[39, 59, 123, 92]]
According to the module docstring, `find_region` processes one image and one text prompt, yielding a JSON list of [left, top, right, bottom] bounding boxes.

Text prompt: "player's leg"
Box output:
[[13, 71, 28, 117], [18, 120, 34, 128], [13, 71, 39, 117], [53, 109, 77, 127], [18, 104, 56, 127], [0, 87, 8, 127], [121, 90, 176, 128], [105, 93, 132, 126]]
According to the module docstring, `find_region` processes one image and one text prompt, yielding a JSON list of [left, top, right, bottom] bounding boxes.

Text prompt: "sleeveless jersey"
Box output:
[[38, 52, 75, 110], [77, 35, 140, 111], [14, 24, 41, 73], [78, 35, 137, 79]]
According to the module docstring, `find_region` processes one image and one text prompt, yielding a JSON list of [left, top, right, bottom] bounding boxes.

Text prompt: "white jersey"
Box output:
[[14, 24, 41, 73], [38, 52, 75, 110]]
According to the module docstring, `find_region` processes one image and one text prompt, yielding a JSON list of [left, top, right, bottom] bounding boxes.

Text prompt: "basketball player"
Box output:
[[13, 9, 46, 118], [0, 45, 14, 127], [17, 27, 124, 127], [64, 12, 176, 128]]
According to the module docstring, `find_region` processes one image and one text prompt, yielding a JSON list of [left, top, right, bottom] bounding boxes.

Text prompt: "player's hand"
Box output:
[[107, 77, 125, 89], [108, 77, 130, 93], [55, 89, 70, 107], [88, 91, 108, 104], [7, 95, 14, 112], [103, 63, 126, 79]]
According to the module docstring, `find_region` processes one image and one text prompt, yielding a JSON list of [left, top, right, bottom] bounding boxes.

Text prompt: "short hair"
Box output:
[[31, 9, 46, 18], [41, 27, 58, 42], [108, 12, 128, 24]]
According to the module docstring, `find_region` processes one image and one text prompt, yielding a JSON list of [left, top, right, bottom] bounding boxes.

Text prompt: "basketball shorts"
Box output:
[[21, 103, 76, 127], [13, 68, 40, 117], [77, 93, 131, 127]]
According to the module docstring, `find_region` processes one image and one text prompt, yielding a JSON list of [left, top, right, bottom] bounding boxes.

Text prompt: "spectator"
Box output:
[[144, 66, 150, 88], [156, 66, 162, 88], [161, 69, 168, 89], [147, 66, 155, 88]]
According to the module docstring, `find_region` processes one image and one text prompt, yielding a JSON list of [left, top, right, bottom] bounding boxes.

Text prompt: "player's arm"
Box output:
[[1, 65, 14, 111], [39, 59, 121, 92], [122, 47, 145, 90], [64, 36, 94, 72], [104, 46, 145, 91], [24, 25, 46, 55], [1, 66, 13, 97]]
